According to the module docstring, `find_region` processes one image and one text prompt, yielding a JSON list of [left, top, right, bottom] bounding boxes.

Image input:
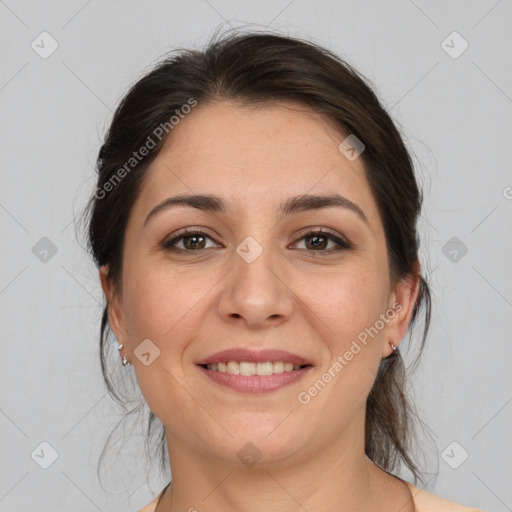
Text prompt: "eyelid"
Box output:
[[292, 226, 351, 246], [161, 226, 352, 253], [161, 226, 221, 250]]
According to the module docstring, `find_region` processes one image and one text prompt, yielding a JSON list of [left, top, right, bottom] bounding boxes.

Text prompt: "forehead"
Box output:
[[156, 100, 350, 173], [132, 100, 380, 227]]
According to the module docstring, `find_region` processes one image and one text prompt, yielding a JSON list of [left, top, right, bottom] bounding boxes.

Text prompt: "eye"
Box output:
[[292, 228, 351, 255], [161, 228, 221, 253], [161, 227, 351, 255]]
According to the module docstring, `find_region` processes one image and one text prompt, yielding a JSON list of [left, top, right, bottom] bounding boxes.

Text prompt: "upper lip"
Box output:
[[195, 348, 313, 366]]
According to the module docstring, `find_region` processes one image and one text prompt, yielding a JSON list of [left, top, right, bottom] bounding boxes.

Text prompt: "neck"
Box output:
[[155, 413, 415, 512]]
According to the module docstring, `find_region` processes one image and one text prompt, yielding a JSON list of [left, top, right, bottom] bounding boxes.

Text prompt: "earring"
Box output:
[[118, 343, 130, 366], [390, 341, 397, 353]]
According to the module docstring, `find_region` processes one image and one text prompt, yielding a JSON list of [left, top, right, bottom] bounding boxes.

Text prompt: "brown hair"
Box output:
[[80, 28, 431, 485]]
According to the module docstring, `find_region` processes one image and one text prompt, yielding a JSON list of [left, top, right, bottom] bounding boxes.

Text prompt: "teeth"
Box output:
[[206, 361, 303, 375], [227, 361, 239, 375], [274, 361, 284, 373], [255, 362, 273, 376]]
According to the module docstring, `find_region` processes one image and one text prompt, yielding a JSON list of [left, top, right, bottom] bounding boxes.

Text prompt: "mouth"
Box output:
[[195, 347, 313, 367], [197, 361, 312, 375], [194, 347, 314, 393]]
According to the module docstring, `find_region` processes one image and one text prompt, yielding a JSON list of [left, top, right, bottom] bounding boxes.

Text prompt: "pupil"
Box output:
[[307, 235, 326, 250], [186, 235, 204, 250]]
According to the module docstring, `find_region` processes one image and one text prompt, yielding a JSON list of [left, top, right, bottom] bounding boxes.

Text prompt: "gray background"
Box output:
[[1, 1, 511, 511]]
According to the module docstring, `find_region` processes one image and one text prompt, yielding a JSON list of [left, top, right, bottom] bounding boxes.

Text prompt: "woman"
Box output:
[[83, 30, 485, 511]]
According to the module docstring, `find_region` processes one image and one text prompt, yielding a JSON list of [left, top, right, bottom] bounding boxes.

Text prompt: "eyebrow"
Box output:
[[144, 193, 369, 226]]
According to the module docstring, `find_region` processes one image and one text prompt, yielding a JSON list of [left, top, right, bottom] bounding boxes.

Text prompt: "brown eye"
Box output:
[[181, 234, 207, 250], [304, 234, 329, 250], [161, 230, 219, 252], [293, 229, 351, 255], [161, 228, 351, 255]]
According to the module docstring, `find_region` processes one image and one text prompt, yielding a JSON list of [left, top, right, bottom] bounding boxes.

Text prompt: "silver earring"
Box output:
[[118, 343, 130, 366], [390, 342, 397, 352]]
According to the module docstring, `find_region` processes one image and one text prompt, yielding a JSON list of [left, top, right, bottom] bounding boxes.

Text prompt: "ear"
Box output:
[[99, 265, 127, 345], [382, 261, 421, 358]]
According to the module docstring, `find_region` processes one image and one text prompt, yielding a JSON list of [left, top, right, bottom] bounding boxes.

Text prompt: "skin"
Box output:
[[100, 100, 420, 511]]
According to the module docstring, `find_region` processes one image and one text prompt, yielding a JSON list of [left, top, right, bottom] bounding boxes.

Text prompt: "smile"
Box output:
[[202, 361, 306, 375], [196, 362, 313, 393]]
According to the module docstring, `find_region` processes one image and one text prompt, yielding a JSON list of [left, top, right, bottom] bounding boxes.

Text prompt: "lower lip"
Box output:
[[196, 365, 314, 393]]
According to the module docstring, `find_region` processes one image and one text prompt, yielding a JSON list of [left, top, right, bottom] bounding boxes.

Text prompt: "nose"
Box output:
[[217, 239, 294, 329]]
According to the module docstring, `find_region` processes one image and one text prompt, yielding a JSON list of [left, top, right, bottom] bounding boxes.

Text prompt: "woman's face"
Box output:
[[101, 100, 417, 468]]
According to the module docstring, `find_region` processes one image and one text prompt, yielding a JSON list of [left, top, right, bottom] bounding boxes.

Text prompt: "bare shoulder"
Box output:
[[137, 496, 159, 512], [406, 482, 486, 512], [138, 483, 486, 512]]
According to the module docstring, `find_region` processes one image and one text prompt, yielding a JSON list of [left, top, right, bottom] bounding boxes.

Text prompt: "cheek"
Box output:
[[122, 262, 208, 342], [121, 268, 211, 421], [302, 267, 388, 348], [296, 265, 389, 408]]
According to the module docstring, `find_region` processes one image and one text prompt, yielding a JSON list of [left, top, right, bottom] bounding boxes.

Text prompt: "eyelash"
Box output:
[[161, 227, 352, 256]]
